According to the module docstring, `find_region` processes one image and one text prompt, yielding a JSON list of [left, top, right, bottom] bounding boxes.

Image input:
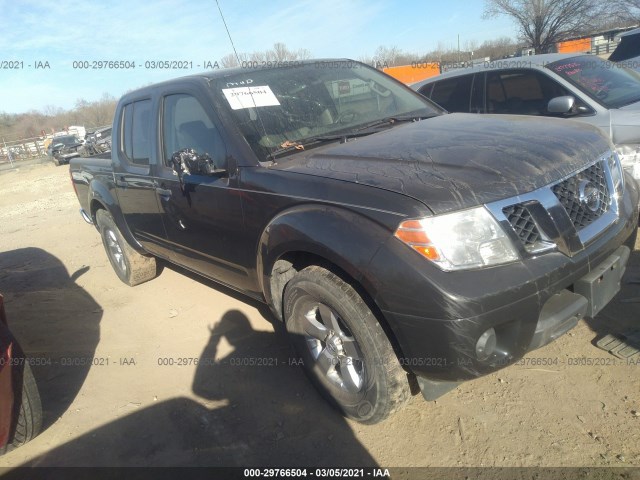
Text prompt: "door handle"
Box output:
[[155, 187, 172, 198]]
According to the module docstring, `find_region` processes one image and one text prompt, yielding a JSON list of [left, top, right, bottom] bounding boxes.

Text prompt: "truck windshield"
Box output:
[[213, 61, 442, 160], [546, 56, 640, 109]]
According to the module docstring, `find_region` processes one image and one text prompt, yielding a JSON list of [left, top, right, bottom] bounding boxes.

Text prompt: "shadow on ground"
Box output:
[[19, 308, 377, 467], [0, 248, 102, 431], [585, 239, 640, 356]]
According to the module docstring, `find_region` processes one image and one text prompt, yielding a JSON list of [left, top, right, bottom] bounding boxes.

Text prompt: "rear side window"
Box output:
[[429, 75, 473, 112], [121, 99, 152, 165]]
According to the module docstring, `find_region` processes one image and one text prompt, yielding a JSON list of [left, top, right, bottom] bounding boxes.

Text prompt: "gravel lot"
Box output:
[[0, 162, 639, 471]]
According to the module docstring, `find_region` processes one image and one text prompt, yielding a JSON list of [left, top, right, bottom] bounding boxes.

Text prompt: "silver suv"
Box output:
[[412, 54, 640, 182]]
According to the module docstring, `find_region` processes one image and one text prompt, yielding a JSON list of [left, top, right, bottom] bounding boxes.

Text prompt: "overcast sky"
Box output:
[[0, 0, 517, 114]]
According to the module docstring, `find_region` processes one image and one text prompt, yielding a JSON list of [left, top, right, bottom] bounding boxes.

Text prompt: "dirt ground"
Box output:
[[0, 162, 638, 471]]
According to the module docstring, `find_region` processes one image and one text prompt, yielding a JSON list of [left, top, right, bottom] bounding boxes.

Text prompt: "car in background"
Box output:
[[47, 135, 84, 166], [0, 294, 42, 455], [609, 27, 640, 72], [411, 54, 640, 182], [81, 127, 112, 157]]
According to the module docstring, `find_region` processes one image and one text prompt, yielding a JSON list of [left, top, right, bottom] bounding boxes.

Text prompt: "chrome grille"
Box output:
[[552, 162, 610, 229], [503, 204, 540, 247], [488, 152, 620, 259]]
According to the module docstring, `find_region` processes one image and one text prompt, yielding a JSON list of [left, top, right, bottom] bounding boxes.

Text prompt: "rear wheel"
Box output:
[[96, 209, 156, 286], [284, 266, 409, 424], [53, 157, 60, 166]]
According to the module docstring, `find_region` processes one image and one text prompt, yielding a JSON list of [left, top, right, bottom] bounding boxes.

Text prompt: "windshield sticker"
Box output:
[[222, 85, 280, 110], [551, 62, 581, 76]]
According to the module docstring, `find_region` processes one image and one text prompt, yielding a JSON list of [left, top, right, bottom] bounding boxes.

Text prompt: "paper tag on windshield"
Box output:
[[222, 86, 280, 110]]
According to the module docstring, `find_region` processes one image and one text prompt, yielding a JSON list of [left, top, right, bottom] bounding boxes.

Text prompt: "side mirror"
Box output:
[[547, 95, 576, 114], [170, 148, 226, 191]]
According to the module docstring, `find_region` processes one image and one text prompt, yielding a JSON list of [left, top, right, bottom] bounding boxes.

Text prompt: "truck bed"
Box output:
[[70, 153, 113, 215]]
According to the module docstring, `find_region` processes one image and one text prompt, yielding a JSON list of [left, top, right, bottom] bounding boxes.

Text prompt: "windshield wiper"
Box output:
[[268, 114, 438, 160], [268, 131, 376, 159], [354, 114, 437, 132]]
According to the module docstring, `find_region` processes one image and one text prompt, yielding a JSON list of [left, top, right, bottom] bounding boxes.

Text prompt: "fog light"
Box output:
[[476, 327, 497, 361]]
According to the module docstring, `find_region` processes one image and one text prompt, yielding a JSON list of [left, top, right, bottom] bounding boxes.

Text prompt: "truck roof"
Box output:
[[120, 58, 354, 99]]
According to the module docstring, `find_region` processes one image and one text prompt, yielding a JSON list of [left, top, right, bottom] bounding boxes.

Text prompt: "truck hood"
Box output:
[[271, 113, 611, 214]]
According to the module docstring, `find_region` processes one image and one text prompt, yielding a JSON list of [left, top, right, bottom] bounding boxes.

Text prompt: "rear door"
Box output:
[[112, 98, 170, 257]]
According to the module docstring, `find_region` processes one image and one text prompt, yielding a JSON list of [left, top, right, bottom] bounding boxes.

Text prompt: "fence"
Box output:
[[0, 136, 49, 167]]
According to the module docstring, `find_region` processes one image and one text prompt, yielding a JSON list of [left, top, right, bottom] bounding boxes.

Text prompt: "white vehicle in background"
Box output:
[[411, 53, 640, 182], [66, 126, 86, 141]]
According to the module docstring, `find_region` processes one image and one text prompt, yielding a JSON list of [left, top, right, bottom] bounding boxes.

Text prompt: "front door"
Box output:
[[154, 92, 251, 291]]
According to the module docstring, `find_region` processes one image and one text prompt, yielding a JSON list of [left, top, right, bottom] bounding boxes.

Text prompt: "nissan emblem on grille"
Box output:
[[552, 162, 610, 229], [578, 179, 601, 213]]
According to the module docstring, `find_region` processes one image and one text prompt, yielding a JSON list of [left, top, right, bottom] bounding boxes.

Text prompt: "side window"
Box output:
[[121, 99, 152, 165], [162, 94, 226, 169], [417, 82, 434, 98], [429, 75, 473, 112], [486, 72, 506, 112], [469, 73, 484, 113], [122, 104, 133, 160], [486, 70, 579, 116]]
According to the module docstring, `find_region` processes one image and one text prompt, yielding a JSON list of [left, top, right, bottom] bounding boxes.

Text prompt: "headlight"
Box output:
[[614, 144, 640, 180], [394, 206, 519, 271]]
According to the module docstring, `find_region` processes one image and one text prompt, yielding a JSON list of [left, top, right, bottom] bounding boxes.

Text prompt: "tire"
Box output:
[[284, 266, 410, 424], [96, 209, 157, 286], [53, 157, 60, 166], [0, 362, 42, 455]]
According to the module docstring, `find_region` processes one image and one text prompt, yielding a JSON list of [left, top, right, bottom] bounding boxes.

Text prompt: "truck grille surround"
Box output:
[[489, 152, 620, 258]]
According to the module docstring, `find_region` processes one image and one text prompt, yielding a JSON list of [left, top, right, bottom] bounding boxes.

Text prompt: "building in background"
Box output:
[[556, 25, 638, 56]]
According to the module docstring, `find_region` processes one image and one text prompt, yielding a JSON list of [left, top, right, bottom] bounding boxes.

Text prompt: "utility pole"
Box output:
[[457, 34, 460, 62]]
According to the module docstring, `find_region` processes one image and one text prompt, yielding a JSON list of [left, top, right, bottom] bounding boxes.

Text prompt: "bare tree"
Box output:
[[373, 46, 402, 66], [269, 42, 290, 61], [606, 0, 640, 26], [251, 51, 267, 63], [297, 48, 312, 60], [265, 43, 312, 62], [221, 43, 313, 69], [220, 53, 239, 68], [484, 0, 605, 53]]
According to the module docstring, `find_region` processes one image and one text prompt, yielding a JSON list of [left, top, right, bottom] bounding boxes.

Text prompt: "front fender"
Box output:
[[257, 204, 396, 319]]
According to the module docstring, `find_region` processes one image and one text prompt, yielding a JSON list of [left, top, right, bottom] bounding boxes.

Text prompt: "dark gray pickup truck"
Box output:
[[70, 60, 639, 424]]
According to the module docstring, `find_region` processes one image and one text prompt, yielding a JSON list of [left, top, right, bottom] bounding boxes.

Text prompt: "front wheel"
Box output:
[[284, 266, 409, 424], [96, 209, 157, 286]]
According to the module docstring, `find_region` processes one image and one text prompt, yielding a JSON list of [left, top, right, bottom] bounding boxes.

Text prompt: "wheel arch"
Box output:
[[88, 180, 145, 254], [256, 205, 409, 368]]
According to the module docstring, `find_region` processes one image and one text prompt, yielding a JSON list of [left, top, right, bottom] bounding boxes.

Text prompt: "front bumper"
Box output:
[[54, 151, 81, 164], [367, 178, 639, 386]]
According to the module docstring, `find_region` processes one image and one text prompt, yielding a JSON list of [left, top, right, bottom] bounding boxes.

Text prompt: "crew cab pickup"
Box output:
[[70, 60, 639, 424]]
